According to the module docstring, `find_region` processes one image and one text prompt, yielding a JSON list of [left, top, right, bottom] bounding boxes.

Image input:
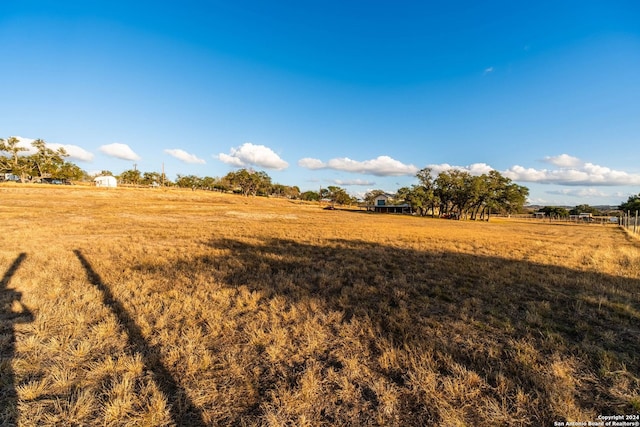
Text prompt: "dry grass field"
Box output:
[[1, 184, 639, 426]]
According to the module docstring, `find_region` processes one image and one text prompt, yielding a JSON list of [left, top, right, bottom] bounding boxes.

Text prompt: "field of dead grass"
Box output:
[[1, 184, 639, 426]]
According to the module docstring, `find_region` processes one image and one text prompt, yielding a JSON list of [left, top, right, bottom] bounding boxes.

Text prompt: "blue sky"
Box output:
[[1, 1, 639, 205]]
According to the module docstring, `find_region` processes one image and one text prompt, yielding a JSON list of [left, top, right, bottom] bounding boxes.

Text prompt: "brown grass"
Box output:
[[1, 184, 639, 426]]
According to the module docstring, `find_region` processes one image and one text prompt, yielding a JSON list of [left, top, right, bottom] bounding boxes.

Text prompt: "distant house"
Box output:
[[94, 176, 117, 188], [369, 194, 412, 214]]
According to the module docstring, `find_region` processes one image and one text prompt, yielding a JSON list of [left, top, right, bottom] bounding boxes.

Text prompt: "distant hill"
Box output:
[[525, 205, 620, 212]]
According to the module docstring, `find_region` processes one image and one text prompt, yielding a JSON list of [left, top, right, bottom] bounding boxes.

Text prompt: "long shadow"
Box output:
[[74, 250, 207, 427], [0, 253, 32, 427], [163, 237, 638, 424]]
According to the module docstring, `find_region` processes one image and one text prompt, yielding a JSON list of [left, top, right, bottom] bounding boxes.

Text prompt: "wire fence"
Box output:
[[620, 210, 640, 236]]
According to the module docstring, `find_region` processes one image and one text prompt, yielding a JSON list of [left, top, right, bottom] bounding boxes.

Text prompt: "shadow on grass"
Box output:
[[0, 253, 32, 427], [128, 236, 640, 424], [202, 237, 640, 421], [74, 250, 206, 427]]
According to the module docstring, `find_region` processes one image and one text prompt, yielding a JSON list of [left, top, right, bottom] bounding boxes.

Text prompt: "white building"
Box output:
[[94, 175, 117, 188]]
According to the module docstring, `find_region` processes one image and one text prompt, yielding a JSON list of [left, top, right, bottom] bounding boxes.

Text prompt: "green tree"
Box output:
[[57, 161, 85, 181], [619, 194, 640, 213], [540, 206, 569, 218], [200, 176, 218, 190], [119, 169, 142, 185], [435, 169, 475, 218], [175, 174, 202, 189], [402, 185, 430, 216], [300, 191, 320, 201], [141, 171, 161, 186], [224, 169, 272, 196], [30, 139, 69, 181], [326, 186, 352, 205], [284, 185, 301, 199], [415, 167, 438, 217], [476, 171, 528, 219], [569, 204, 601, 216], [499, 182, 529, 216], [0, 136, 30, 182]]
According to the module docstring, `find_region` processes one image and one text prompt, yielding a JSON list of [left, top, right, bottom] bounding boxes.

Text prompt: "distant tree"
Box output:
[[400, 168, 528, 220], [482, 171, 529, 219], [271, 184, 301, 199], [326, 186, 352, 205], [0, 136, 30, 182], [119, 169, 142, 185], [30, 139, 68, 181], [569, 204, 601, 216], [57, 161, 85, 181], [224, 169, 272, 196], [285, 185, 301, 199], [499, 182, 529, 216], [99, 170, 114, 177], [255, 171, 272, 196], [619, 194, 640, 213], [399, 185, 430, 216], [300, 191, 319, 201], [319, 187, 330, 200], [415, 167, 438, 217], [540, 206, 569, 218], [175, 174, 202, 189], [435, 169, 474, 218], [141, 171, 161, 186], [200, 176, 218, 190]]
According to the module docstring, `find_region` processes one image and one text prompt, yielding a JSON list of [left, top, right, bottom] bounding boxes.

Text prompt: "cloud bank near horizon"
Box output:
[[3, 137, 638, 192], [217, 143, 288, 170], [423, 154, 640, 187], [298, 155, 418, 177], [332, 178, 375, 186]]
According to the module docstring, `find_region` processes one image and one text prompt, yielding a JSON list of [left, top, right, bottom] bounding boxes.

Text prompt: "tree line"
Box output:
[[4, 136, 638, 217], [537, 196, 640, 219], [365, 168, 529, 219], [0, 137, 84, 182]]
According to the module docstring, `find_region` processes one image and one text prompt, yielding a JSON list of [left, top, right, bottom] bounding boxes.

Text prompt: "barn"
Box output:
[[94, 176, 117, 188]]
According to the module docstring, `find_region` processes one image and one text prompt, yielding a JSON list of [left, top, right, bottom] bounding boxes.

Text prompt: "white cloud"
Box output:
[[11, 136, 37, 154], [503, 165, 550, 182], [483, 66, 494, 75], [327, 156, 418, 176], [504, 159, 640, 186], [546, 188, 610, 198], [543, 154, 582, 168], [99, 143, 140, 161], [48, 143, 94, 162], [299, 155, 417, 176], [297, 157, 326, 169], [419, 155, 640, 187], [5, 136, 93, 161], [164, 148, 205, 164], [217, 142, 288, 170], [332, 178, 375, 186]]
